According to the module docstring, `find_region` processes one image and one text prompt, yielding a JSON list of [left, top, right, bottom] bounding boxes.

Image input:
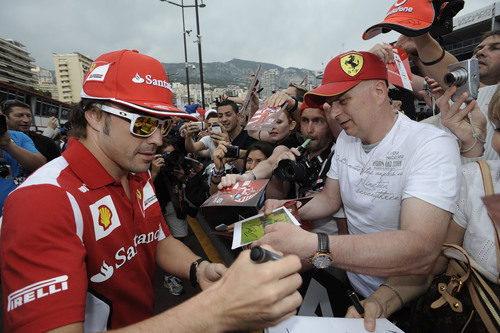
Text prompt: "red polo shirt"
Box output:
[[1, 138, 170, 332]]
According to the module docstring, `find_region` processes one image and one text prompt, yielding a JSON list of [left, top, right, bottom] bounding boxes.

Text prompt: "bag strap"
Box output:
[[431, 244, 472, 311], [466, 267, 500, 333], [476, 160, 500, 283], [477, 160, 494, 196]]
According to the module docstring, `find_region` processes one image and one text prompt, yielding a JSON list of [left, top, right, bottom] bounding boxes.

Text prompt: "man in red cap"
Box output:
[[258, 50, 461, 298], [0, 50, 302, 332]]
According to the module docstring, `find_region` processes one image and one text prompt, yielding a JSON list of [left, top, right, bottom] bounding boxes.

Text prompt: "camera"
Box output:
[[444, 58, 480, 102], [273, 153, 323, 187], [161, 151, 200, 173], [191, 121, 205, 131], [0, 114, 7, 135], [0, 158, 12, 178], [225, 145, 239, 158], [211, 123, 222, 134]]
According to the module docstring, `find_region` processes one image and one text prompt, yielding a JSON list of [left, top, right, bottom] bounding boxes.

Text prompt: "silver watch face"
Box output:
[[312, 254, 332, 269]]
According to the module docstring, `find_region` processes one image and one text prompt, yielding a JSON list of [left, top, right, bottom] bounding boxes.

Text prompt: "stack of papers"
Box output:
[[265, 316, 404, 333]]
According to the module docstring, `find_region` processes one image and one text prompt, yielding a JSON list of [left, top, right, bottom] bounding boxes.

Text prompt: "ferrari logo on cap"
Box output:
[[340, 54, 364, 77], [98, 205, 112, 230]]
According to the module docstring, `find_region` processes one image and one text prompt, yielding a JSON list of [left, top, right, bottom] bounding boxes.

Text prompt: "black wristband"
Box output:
[[189, 258, 211, 288], [420, 47, 446, 66], [288, 96, 299, 114]]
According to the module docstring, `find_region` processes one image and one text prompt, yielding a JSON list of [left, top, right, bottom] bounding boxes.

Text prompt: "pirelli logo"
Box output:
[[7, 275, 68, 312]]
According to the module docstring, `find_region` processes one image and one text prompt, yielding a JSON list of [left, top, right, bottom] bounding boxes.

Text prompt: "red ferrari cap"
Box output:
[[304, 51, 388, 109], [81, 49, 196, 120], [362, 0, 435, 40]]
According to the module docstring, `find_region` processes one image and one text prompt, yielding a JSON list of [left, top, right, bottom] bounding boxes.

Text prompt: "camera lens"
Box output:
[[274, 159, 307, 182], [444, 68, 468, 87]]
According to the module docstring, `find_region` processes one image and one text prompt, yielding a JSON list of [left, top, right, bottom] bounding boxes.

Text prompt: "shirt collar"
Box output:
[[63, 138, 118, 189]]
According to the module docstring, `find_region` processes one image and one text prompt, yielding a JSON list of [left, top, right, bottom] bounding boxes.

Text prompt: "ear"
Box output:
[[84, 107, 105, 133], [289, 119, 297, 131], [372, 80, 389, 106]]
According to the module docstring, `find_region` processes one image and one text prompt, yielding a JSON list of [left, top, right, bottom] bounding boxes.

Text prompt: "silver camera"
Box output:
[[444, 58, 480, 102]]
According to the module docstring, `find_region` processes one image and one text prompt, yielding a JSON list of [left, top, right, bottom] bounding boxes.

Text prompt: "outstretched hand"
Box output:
[[436, 86, 486, 156], [368, 43, 394, 64], [267, 91, 295, 111], [202, 246, 303, 331]]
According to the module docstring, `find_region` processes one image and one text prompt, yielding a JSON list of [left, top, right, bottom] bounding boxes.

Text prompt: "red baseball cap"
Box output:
[[362, 0, 435, 40], [81, 49, 196, 120], [300, 102, 323, 113], [304, 51, 388, 109]]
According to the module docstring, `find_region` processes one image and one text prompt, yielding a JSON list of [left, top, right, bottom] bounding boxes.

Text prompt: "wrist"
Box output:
[[459, 136, 484, 156], [244, 170, 256, 180], [288, 96, 298, 113], [1, 138, 14, 152], [190, 258, 211, 288], [198, 287, 231, 332], [365, 295, 387, 318], [303, 231, 321, 262]]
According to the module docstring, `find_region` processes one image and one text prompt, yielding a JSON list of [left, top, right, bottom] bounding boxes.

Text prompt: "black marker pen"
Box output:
[[250, 246, 282, 262], [347, 289, 365, 315]]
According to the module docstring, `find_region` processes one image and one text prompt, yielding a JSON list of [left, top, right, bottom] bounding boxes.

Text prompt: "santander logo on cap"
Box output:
[[132, 73, 172, 92], [132, 73, 145, 83]]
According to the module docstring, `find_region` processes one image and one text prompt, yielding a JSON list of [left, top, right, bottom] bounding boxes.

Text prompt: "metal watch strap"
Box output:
[[317, 232, 329, 254]]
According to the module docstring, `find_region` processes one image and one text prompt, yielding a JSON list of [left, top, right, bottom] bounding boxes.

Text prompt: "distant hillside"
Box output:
[[162, 58, 319, 88]]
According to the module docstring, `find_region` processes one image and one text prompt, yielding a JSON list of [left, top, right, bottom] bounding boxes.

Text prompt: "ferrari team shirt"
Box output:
[[1, 138, 170, 332]]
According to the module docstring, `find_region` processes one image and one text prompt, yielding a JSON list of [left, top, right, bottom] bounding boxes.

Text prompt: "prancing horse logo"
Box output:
[[340, 54, 364, 77]]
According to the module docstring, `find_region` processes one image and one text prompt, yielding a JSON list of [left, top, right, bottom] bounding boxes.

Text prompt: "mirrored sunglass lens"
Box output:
[[133, 117, 159, 136], [161, 119, 173, 137]]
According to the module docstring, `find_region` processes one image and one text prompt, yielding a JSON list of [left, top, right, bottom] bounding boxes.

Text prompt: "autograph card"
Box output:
[[245, 105, 284, 131], [232, 206, 300, 249], [387, 46, 412, 91]]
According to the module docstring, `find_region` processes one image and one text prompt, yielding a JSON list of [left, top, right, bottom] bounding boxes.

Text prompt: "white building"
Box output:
[[0, 38, 37, 88], [53, 52, 93, 104]]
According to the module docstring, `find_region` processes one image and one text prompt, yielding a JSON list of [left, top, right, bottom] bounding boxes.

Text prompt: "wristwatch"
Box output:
[[189, 258, 211, 288], [310, 233, 333, 269]]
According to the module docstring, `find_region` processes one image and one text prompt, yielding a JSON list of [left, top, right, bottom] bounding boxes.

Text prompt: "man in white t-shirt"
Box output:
[[257, 50, 461, 297], [182, 110, 220, 158]]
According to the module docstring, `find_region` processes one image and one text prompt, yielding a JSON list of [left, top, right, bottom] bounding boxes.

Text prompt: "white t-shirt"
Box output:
[[327, 113, 461, 297], [453, 160, 500, 283], [200, 135, 217, 156]]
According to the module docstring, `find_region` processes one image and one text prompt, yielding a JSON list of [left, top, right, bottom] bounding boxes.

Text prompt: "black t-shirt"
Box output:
[[275, 131, 302, 149], [27, 132, 61, 162], [231, 127, 256, 149]]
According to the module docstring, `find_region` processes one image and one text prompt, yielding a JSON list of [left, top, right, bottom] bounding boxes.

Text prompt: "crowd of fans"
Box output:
[[0, 0, 499, 331]]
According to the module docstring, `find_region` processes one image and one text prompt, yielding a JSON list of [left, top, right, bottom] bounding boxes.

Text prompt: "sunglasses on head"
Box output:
[[97, 104, 173, 137]]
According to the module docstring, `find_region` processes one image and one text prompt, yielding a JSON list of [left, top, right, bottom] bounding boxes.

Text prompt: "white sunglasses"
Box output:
[[97, 104, 173, 137]]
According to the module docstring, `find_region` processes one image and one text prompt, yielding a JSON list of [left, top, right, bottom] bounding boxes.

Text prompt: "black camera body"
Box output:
[[273, 153, 323, 187], [0, 158, 12, 178], [0, 114, 7, 135], [225, 145, 239, 158], [161, 151, 199, 173]]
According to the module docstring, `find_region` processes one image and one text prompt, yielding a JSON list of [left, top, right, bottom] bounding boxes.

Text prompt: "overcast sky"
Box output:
[[1, 0, 495, 73]]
